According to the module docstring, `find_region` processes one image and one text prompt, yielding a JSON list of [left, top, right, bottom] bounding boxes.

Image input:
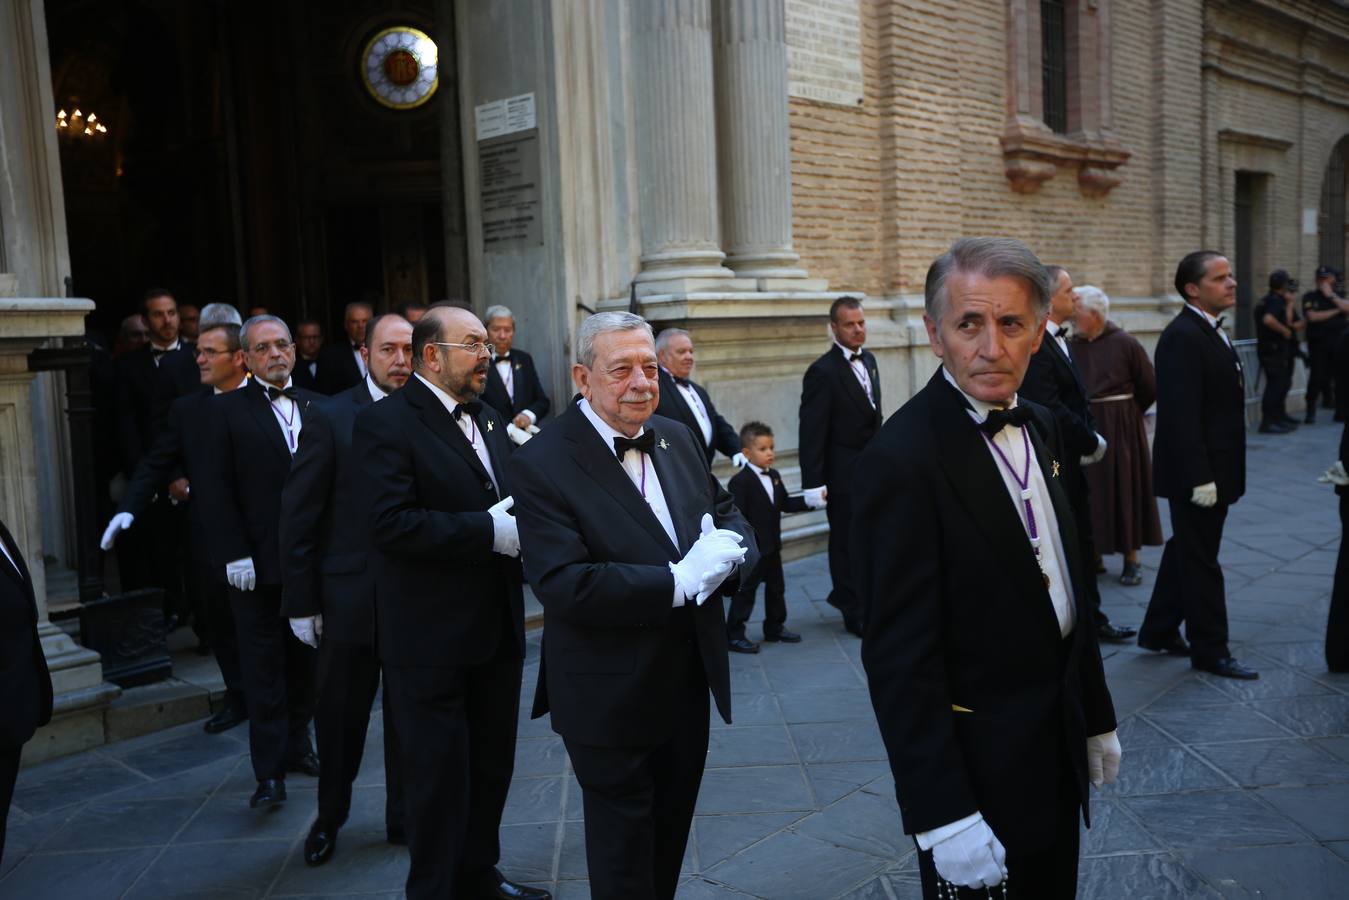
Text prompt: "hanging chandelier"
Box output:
[[55, 106, 108, 139]]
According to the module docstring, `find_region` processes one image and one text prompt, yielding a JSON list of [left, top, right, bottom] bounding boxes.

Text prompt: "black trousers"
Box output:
[[1140, 500, 1231, 665], [563, 641, 709, 900], [314, 636, 404, 832], [116, 498, 191, 622], [1329, 494, 1349, 673], [193, 563, 245, 704], [230, 584, 316, 781], [1065, 469, 1108, 628], [1260, 351, 1293, 424], [384, 630, 522, 900], [727, 551, 787, 640], [824, 488, 863, 624], [1307, 338, 1337, 415], [0, 744, 18, 867]]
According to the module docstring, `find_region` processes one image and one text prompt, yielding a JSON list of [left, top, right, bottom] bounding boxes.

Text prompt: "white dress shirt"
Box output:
[[942, 367, 1074, 637], [662, 367, 714, 447], [834, 340, 875, 407], [1186, 303, 1234, 349], [150, 338, 181, 368], [350, 344, 368, 379], [0, 531, 21, 579], [414, 373, 499, 494], [365, 373, 388, 402], [262, 376, 303, 455], [1048, 320, 1071, 357], [745, 461, 777, 504], [495, 356, 514, 402]]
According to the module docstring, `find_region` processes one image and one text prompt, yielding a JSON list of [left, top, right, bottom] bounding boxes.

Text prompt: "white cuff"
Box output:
[[915, 812, 983, 852], [669, 565, 686, 608], [522, 409, 537, 425]]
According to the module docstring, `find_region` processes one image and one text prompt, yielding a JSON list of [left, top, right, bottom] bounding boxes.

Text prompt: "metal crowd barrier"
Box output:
[[1233, 338, 1309, 429]]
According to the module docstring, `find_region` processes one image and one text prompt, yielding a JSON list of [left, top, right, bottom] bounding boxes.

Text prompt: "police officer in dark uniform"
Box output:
[[1255, 270, 1302, 433], [1303, 265, 1349, 424]]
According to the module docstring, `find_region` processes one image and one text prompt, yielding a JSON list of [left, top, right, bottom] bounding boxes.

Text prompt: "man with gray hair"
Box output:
[[858, 237, 1118, 898], [318, 301, 374, 395], [510, 311, 757, 899], [197, 314, 320, 810], [481, 303, 552, 434], [654, 328, 742, 466]]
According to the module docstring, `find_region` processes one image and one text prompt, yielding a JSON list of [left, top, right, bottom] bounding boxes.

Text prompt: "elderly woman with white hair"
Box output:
[[1071, 286, 1164, 586]]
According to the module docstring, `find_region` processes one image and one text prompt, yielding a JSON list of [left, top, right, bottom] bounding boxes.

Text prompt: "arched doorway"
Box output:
[[1321, 135, 1348, 275]]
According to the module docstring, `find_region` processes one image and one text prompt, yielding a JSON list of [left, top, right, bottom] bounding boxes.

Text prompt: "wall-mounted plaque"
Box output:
[[479, 131, 543, 249], [361, 26, 440, 110], [785, 0, 865, 107]]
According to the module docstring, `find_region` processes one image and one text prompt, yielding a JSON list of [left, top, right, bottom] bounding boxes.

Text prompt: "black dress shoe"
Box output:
[[386, 826, 407, 846], [203, 703, 248, 735], [249, 779, 286, 808], [763, 629, 802, 643], [728, 637, 760, 654], [304, 822, 337, 866], [1278, 416, 1299, 429], [1097, 622, 1138, 643], [287, 750, 321, 778], [1138, 633, 1190, 656], [467, 871, 552, 900], [1258, 421, 1292, 434], [1194, 656, 1259, 680], [843, 616, 865, 638]]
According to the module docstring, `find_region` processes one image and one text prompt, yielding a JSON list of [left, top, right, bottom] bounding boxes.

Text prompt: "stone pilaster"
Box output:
[[713, 0, 820, 288], [631, 0, 739, 295]]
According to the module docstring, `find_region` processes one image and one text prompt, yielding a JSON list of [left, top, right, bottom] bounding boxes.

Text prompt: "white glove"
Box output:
[[731, 452, 747, 468], [100, 512, 135, 550], [1190, 481, 1218, 508], [289, 615, 323, 649], [802, 486, 827, 509], [669, 513, 748, 606], [489, 496, 520, 558], [506, 422, 539, 446], [929, 815, 1008, 889], [225, 557, 256, 592], [1087, 730, 1122, 787], [1318, 461, 1349, 486], [1081, 432, 1108, 466]]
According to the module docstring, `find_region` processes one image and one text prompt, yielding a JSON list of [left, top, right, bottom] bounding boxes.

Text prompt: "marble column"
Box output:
[[631, 0, 739, 294], [713, 0, 816, 286]]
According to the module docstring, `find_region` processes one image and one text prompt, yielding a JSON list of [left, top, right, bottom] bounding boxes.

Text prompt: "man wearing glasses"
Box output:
[[353, 306, 543, 900], [196, 315, 321, 809]]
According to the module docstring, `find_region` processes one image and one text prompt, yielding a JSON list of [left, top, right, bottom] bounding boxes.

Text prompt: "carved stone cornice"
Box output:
[[1000, 116, 1131, 196]]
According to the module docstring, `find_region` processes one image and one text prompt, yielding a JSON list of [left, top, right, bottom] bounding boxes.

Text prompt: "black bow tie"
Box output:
[[979, 405, 1032, 436], [849, 352, 864, 363], [266, 385, 298, 401], [672, 374, 691, 387], [495, 353, 511, 363], [1214, 316, 1225, 330], [150, 346, 172, 357], [613, 431, 656, 459], [452, 401, 482, 421]]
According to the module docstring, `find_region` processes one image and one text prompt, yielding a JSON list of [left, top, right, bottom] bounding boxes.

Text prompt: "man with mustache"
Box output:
[[354, 306, 543, 899], [280, 314, 414, 866]]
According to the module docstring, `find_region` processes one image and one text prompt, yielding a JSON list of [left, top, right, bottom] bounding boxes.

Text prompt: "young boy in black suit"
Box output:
[[726, 422, 826, 653]]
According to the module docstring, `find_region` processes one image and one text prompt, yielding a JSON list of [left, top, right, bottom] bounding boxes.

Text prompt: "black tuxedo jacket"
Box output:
[[353, 374, 525, 667], [482, 348, 552, 423], [197, 379, 320, 585], [115, 343, 196, 472], [1021, 328, 1098, 460], [0, 520, 53, 749], [120, 386, 226, 568], [509, 400, 759, 747], [1151, 306, 1247, 505], [798, 346, 882, 490], [292, 357, 321, 393], [279, 381, 382, 642], [727, 466, 807, 556], [316, 342, 363, 396], [655, 368, 740, 464], [855, 369, 1116, 854]]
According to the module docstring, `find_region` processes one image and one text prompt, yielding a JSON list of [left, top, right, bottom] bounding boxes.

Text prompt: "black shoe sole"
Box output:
[[1138, 639, 1190, 656], [762, 634, 802, 643]]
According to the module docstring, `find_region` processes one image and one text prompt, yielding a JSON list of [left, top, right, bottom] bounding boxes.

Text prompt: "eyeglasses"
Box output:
[[250, 339, 293, 354], [431, 341, 491, 356], [196, 347, 233, 359]]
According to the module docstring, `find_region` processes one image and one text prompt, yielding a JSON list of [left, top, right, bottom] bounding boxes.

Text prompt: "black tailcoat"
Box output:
[[481, 348, 552, 424], [316, 342, 364, 396], [292, 357, 322, 393], [856, 369, 1116, 855], [726, 466, 808, 557], [115, 343, 196, 472], [797, 345, 882, 490], [654, 368, 740, 464], [0, 521, 53, 750]]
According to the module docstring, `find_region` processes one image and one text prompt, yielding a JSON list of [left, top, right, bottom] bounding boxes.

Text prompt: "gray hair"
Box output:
[[199, 303, 242, 328], [655, 327, 690, 353], [344, 301, 373, 318], [1076, 285, 1109, 317], [924, 237, 1051, 323], [484, 304, 514, 323], [240, 314, 292, 349], [576, 312, 653, 368]]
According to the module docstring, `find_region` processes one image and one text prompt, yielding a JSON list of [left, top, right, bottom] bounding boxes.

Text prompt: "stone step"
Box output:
[[103, 678, 214, 744]]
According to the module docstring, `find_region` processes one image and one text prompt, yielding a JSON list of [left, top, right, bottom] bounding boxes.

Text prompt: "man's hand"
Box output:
[[1087, 730, 1122, 787], [225, 557, 257, 592], [168, 478, 191, 503], [669, 513, 748, 606], [100, 512, 134, 551], [731, 452, 747, 469], [512, 413, 533, 430], [929, 815, 1007, 889], [289, 615, 323, 649], [1190, 482, 1218, 508], [803, 486, 827, 508], [489, 496, 521, 558]]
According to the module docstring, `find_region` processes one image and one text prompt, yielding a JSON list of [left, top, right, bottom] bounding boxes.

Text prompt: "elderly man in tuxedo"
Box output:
[[196, 315, 321, 810], [0, 518, 53, 866], [280, 314, 413, 867], [353, 306, 544, 900], [1138, 252, 1258, 680], [510, 312, 757, 900], [799, 296, 882, 637], [481, 304, 551, 434], [317, 301, 373, 395], [858, 237, 1119, 898], [654, 328, 742, 466]]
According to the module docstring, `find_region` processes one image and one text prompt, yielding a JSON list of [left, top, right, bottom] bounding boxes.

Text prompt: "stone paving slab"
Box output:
[[4, 423, 1349, 897]]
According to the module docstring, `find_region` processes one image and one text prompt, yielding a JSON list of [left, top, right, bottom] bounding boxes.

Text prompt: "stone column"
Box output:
[[631, 0, 739, 295], [712, 0, 818, 287]]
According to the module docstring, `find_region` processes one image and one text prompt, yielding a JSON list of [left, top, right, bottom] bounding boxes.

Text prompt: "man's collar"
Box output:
[[365, 373, 388, 402], [1184, 303, 1221, 329], [941, 366, 1017, 422], [213, 375, 248, 395], [257, 374, 293, 392], [746, 460, 770, 477], [413, 371, 467, 414], [577, 396, 645, 446], [151, 339, 180, 353], [834, 339, 864, 359]]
